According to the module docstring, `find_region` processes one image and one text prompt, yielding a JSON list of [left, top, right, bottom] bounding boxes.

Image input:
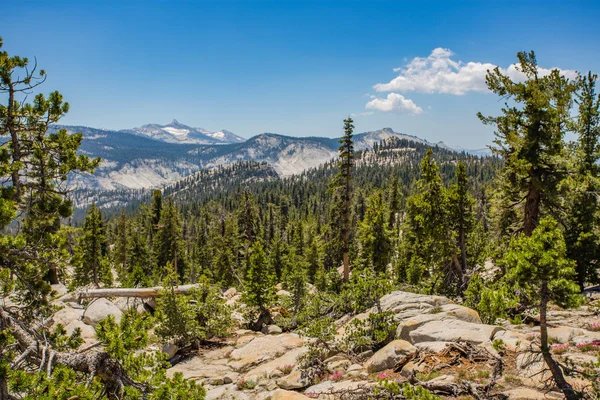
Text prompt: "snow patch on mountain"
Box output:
[[163, 127, 190, 137], [125, 120, 246, 145]]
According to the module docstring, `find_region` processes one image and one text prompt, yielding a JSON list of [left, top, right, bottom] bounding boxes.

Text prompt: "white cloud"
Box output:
[[374, 48, 578, 95], [365, 93, 423, 115]]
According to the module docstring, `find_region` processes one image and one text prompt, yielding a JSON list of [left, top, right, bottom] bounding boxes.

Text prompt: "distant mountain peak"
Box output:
[[123, 120, 246, 145]]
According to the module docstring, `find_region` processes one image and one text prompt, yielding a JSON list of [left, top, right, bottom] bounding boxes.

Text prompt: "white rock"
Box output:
[[224, 287, 237, 298], [64, 319, 96, 343], [162, 343, 179, 359], [52, 306, 84, 327], [396, 304, 482, 341], [276, 370, 311, 390], [243, 347, 307, 382], [262, 325, 283, 335], [82, 298, 123, 327], [271, 389, 311, 400], [502, 387, 562, 399], [51, 283, 68, 298], [365, 340, 417, 372], [327, 359, 351, 372], [408, 320, 503, 344], [229, 333, 304, 371]]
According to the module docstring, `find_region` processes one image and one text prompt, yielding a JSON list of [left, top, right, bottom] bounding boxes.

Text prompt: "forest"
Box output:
[[1, 38, 600, 400]]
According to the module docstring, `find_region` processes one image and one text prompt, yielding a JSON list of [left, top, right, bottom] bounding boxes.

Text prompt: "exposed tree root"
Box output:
[[0, 306, 145, 399]]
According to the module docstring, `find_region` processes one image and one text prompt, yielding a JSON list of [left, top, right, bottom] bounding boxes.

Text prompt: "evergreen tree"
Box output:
[[400, 150, 453, 290], [113, 211, 129, 280], [268, 232, 286, 280], [356, 190, 391, 274], [126, 218, 153, 287], [564, 72, 600, 289], [74, 204, 111, 287], [306, 233, 321, 282], [150, 189, 162, 232], [329, 117, 355, 281], [448, 161, 475, 290], [242, 241, 275, 330], [154, 198, 186, 280], [500, 218, 581, 399], [387, 175, 401, 231], [237, 190, 260, 267], [478, 51, 577, 235]]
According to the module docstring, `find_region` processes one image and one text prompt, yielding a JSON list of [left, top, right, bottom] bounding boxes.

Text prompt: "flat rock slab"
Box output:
[[408, 319, 503, 344], [205, 384, 250, 400], [377, 291, 452, 313], [502, 387, 562, 399], [244, 346, 308, 381], [168, 357, 236, 383], [414, 341, 451, 353], [229, 333, 304, 371], [492, 330, 531, 352], [271, 389, 311, 399], [396, 304, 482, 341]]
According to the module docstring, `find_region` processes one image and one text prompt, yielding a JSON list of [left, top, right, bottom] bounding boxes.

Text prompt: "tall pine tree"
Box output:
[[329, 117, 354, 281]]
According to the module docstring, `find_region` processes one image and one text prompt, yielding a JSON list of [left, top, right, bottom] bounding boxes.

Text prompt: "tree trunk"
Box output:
[[523, 181, 541, 236], [539, 280, 578, 400], [0, 377, 11, 400], [47, 266, 60, 285]]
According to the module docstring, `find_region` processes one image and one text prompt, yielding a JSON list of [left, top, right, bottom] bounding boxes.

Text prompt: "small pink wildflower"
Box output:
[[550, 343, 570, 354], [576, 341, 600, 352], [588, 322, 600, 332], [330, 371, 344, 382], [377, 372, 391, 380]]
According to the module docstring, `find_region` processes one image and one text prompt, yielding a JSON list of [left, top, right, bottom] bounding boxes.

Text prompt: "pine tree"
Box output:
[[74, 204, 111, 287], [242, 241, 275, 330], [448, 162, 475, 291], [478, 51, 577, 235], [113, 211, 129, 280], [564, 72, 600, 289], [400, 149, 452, 289], [154, 198, 186, 280], [387, 175, 401, 231], [500, 218, 581, 399], [356, 190, 391, 274], [150, 189, 162, 232], [329, 117, 354, 281], [480, 52, 583, 399]]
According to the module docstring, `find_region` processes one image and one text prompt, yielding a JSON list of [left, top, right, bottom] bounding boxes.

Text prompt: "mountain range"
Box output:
[[50, 120, 489, 201]]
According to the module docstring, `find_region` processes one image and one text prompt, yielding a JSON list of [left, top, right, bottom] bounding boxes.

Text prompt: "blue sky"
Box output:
[[3, 0, 600, 148]]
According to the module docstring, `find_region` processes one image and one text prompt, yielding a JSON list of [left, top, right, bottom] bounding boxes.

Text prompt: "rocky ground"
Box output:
[[48, 285, 600, 399]]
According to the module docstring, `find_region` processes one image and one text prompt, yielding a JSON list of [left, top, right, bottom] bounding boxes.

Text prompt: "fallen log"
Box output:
[[77, 284, 199, 299]]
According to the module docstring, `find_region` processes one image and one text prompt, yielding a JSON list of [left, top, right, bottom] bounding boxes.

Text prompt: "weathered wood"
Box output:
[[77, 284, 199, 299], [0, 307, 144, 399]]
